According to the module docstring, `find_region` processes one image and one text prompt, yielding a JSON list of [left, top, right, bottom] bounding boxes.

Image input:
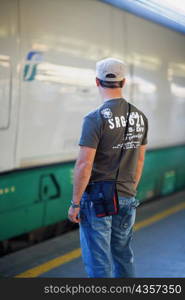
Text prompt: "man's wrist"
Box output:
[[71, 201, 80, 208]]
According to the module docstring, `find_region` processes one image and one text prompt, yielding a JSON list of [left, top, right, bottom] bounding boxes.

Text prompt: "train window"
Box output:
[[0, 58, 11, 129]]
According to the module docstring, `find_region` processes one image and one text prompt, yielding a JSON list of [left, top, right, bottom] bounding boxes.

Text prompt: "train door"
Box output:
[[0, 0, 19, 172]]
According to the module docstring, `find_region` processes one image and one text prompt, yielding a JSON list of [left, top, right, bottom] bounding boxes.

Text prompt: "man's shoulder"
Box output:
[[84, 109, 99, 120], [130, 103, 148, 122], [84, 104, 104, 120]]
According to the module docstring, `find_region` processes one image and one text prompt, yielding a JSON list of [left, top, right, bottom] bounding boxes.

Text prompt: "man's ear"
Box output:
[[122, 78, 126, 87], [96, 77, 100, 86]]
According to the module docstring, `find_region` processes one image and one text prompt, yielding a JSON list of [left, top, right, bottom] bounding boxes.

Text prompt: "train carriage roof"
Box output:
[[100, 0, 185, 35]]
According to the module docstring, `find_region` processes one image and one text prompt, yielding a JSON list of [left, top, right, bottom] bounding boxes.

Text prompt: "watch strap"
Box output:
[[71, 202, 80, 208]]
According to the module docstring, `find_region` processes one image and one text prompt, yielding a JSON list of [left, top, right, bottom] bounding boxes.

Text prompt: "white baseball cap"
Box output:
[[96, 57, 126, 82]]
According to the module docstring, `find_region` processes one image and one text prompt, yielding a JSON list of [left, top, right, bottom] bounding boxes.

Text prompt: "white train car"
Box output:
[[0, 0, 185, 246]]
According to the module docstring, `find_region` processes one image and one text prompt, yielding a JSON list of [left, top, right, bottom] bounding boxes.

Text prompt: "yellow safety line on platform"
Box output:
[[15, 248, 81, 278], [134, 201, 185, 231], [15, 201, 185, 278]]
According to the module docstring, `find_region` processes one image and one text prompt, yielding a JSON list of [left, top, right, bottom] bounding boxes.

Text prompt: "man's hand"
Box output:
[[68, 206, 80, 223]]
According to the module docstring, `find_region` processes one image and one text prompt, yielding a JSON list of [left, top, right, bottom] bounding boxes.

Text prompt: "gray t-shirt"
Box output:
[[79, 98, 148, 197]]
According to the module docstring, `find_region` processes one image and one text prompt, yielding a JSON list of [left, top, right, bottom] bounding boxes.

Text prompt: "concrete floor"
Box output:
[[0, 190, 185, 278]]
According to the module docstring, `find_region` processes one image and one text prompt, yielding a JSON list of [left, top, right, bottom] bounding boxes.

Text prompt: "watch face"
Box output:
[[71, 203, 80, 208]]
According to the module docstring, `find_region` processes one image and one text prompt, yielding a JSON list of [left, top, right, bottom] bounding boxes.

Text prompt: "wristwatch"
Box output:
[[71, 202, 80, 208]]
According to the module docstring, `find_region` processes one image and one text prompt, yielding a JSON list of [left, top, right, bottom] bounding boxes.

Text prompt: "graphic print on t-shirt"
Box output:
[[106, 111, 146, 150], [100, 108, 113, 119]]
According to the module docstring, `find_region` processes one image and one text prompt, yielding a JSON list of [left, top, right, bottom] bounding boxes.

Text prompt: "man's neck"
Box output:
[[103, 96, 123, 102], [100, 88, 123, 102]]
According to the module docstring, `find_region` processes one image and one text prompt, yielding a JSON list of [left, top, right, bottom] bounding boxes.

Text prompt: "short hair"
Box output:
[[98, 79, 123, 89]]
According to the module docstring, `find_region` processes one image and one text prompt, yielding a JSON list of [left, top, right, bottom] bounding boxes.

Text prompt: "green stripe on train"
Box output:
[[137, 144, 185, 200], [0, 144, 185, 241]]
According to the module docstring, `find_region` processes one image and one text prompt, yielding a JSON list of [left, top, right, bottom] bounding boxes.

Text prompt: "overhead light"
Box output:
[[153, 0, 185, 16]]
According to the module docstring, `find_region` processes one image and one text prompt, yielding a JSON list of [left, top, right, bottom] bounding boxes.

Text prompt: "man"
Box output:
[[68, 57, 148, 278]]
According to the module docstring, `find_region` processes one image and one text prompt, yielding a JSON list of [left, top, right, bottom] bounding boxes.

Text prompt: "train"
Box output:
[[0, 0, 185, 253]]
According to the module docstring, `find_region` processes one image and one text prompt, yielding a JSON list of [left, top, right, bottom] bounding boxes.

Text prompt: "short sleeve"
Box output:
[[141, 117, 148, 145], [78, 115, 101, 149]]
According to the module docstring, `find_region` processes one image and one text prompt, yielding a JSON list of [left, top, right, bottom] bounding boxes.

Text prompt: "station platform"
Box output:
[[0, 190, 185, 278]]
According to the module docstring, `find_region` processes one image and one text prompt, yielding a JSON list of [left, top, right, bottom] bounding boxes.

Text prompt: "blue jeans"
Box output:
[[79, 192, 139, 278]]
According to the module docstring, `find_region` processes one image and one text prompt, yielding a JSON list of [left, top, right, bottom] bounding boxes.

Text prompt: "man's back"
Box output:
[[79, 97, 148, 197]]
